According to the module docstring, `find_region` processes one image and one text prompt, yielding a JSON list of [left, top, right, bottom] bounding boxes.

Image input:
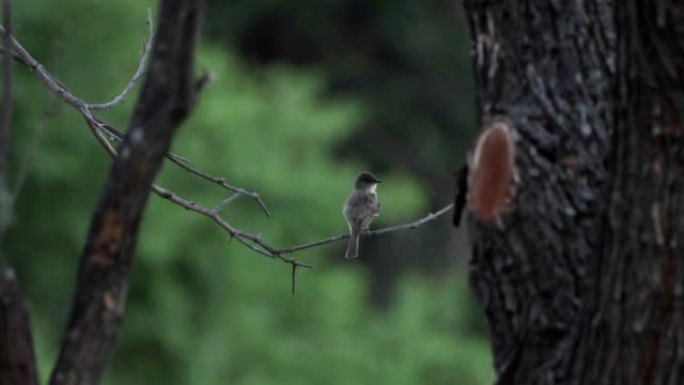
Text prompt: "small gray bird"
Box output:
[[343, 171, 381, 258]]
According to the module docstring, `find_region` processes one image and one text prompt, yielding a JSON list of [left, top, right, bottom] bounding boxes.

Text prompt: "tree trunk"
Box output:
[[48, 1, 203, 384], [0, 265, 39, 385], [463, 1, 684, 384]]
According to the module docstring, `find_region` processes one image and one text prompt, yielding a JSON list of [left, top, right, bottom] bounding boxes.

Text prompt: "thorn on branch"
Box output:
[[87, 8, 154, 110]]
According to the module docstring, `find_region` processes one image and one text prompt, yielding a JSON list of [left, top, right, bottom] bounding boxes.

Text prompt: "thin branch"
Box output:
[[151, 184, 314, 269], [0, 25, 83, 110], [269, 203, 455, 256], [164, 147, 271, 216], [86, 8, 154, 110], [95, 120, 271, 216]]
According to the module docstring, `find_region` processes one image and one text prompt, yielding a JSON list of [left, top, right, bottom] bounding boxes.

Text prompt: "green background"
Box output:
[[3, 1, 492, 384]]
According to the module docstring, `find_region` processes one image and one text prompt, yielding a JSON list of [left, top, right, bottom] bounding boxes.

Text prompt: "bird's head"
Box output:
[[355, 171, 381, 192]]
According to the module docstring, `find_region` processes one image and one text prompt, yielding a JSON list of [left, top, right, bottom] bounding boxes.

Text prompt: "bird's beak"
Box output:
[[376, 179, 382, 183]]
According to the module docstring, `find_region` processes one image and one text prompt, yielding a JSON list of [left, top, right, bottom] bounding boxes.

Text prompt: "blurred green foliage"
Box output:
[[205, 0, 478, 184], [4, 0, 493, 384]]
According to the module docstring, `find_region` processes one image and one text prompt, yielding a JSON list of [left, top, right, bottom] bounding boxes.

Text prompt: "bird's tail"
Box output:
[[345, 233, 360, 259]]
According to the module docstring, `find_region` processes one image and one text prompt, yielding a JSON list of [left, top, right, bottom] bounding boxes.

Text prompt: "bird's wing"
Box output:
[[352, 193, 381, 231], [345, 192, 379, 228]]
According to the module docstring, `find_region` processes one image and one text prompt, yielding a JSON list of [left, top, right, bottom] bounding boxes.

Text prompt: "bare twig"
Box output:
[[163, 148, 271, 216], [152, 184, 315, 269], [211, 193, 241, 214], [96, 119, 271, 216], [86, 8, 154, 110], [92, 118, 271, 216]]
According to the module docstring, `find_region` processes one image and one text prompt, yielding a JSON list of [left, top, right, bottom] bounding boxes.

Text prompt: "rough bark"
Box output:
[[463, 0, 684, 384], [48, 1, 203, 384], [0, 265, 39, 385]]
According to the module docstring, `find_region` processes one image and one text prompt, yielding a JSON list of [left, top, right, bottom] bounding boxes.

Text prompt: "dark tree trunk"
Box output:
[[463, 1, 684, 384], [48, 1, 203, 385], [0, 265, 39, 385]]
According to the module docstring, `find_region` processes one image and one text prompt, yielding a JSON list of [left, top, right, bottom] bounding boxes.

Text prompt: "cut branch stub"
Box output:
[[467, 118, 515, 227]]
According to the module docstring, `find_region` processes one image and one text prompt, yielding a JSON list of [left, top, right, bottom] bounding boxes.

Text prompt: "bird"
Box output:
[[343, 171, 381, 258]]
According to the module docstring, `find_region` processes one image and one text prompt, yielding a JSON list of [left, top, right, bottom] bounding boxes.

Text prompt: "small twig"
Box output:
[[95, 119, 270, 216], [166, 149, 271, 217], [370, 203, 454, 235], [151, 184, 315, 268], [86, 9, 154, 110], [211, 192, 241, 214], [291, 264, 297, 295], [269, 203, 455, 255]]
